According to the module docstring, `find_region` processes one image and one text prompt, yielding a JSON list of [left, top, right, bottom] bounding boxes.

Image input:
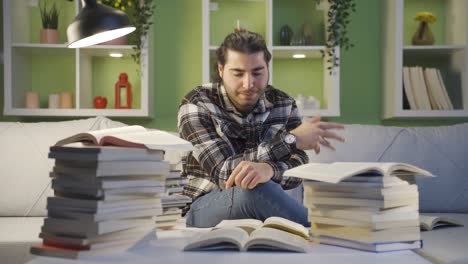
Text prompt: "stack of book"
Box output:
[[285, 162, 434, 252], [165, 170, 189, 195], [155, 170, 192, 229], [30, 125, 194, 259]]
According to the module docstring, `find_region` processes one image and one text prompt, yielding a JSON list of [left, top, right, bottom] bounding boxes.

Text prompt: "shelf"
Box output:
[[392, 110, 468, 118], [13, 43, 69, 48], [382, 0, 468, 119], [202, 0, 340, 117], [403, 45, 466, 50], [403, 45, 466, 56], [80, 45, 136, 57], [4, 108, 150, 117], [3, 0, 152, 117], [272, 46, 325, 59], [12, 44, 74, 56]]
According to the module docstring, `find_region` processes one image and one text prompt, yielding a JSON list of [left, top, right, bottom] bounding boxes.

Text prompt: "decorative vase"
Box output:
[[40, 29, 59, 44], [48, 94, 60, 108], [59, 92, 73, 109], [412, 21, 435, 45], [25, 91, 40, 108], [302, 22, 313, 45], [279, 25, 293, 46]]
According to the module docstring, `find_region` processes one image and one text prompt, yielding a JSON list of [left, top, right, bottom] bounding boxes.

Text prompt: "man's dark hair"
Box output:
[[212, 29, 271, 83]]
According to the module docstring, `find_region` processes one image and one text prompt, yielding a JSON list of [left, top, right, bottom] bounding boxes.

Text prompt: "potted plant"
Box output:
[[39, 0, 60, 44], [99, 0, 156, 64], [320, 0, 356, 74]]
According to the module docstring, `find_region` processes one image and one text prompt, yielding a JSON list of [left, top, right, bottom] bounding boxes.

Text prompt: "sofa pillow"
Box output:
[[306, 123, 468, 213], [0, 116, 126, 216]]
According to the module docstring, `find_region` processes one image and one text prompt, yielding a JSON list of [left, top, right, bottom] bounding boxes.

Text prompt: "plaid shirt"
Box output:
[[178, 83, 308, 201]]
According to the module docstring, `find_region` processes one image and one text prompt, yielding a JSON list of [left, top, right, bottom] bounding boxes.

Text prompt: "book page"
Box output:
[[388, 163, 433, 177], [214, 219, 263, 234], [284, 163, 386, 183], [183, 227, 249, 251], [55, 126, 146, 146], [245, 227, 308, 253], [419, 215, 464, 231], [101, 131, 194, 151], [263, 217, 309, 239], [285, 162, 433, 183]]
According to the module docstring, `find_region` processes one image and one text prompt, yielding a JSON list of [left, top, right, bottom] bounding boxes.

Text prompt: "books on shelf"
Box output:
[[285, 162, 433, 252], [403, 67, 417, 110], [183, 217, 309, 252], [55, 125, 194, 151], [402, 66, 454, 110]]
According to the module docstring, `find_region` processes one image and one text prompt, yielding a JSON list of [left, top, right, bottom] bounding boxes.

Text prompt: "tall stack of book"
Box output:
[[29, 125, 194, 259], [285, 162, 434, 252], [155, 170, 192, 229]]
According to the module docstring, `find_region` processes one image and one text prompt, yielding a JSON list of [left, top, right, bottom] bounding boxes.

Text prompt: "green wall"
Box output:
[[1, 0, 467, 130]]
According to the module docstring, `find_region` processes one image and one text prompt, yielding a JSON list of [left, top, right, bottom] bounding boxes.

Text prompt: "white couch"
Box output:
[[0, 116, 127, 264], [1, 119, 467, 264]]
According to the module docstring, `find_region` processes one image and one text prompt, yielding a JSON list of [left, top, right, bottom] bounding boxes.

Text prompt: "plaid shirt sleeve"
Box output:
[[263, 104, 309, 189], [178, 99, 308, 191]]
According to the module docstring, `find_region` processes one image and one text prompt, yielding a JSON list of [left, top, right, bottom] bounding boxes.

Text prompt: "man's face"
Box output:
[[218, 49, 269, 114]]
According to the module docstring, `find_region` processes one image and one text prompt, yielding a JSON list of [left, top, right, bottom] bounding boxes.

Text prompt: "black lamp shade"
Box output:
[[67, 0, 136, 48]]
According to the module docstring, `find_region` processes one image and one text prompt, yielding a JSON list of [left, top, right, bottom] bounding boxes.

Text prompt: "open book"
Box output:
[[55, 125, 194, 152], [183, 217, 309, 252], [420, 215, 464, 231], [284, 162, 433, 183]]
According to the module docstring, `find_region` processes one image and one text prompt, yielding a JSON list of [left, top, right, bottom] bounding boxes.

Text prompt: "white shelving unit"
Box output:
[[383, 0, 468, 118], [3, 0, 153, 117], [202, 0, 340, 117]]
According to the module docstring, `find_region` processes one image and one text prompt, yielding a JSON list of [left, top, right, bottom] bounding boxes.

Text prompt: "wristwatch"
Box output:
[[284, 132, 297, 149]]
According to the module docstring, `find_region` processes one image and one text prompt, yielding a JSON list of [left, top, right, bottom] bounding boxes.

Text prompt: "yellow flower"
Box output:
[[121, 6, 126, 11], [415, 12, 437, 24], [128, 1, 132, 6], [114, 3, 119, 7]]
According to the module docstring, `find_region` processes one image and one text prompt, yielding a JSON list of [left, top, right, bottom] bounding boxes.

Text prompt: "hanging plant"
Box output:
[[320, 0, 356, 74], [99, 0, 156, 65]]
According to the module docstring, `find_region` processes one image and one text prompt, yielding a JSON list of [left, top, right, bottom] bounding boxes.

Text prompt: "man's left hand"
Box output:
[[225, 161, 273, 189]]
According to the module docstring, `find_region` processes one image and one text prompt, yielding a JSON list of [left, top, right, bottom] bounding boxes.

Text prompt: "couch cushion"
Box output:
[[0, 116, 126, 216], [415, 213, 468, 264], [0, 217, 43, 264], [306, 123, 468, 213]]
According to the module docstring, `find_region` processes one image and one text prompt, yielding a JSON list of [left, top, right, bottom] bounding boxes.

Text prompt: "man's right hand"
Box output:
[[290, 114, 345, 153]]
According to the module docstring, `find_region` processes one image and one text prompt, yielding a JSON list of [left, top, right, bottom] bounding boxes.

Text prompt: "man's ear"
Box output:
[[217, 63, 223, 79]]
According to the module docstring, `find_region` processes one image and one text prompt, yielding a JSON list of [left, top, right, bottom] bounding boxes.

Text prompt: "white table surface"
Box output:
[[26, 228, 431, 264]]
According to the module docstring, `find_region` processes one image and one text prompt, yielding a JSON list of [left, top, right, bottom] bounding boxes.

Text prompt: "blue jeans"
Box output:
[[185, 181, 308, 228]]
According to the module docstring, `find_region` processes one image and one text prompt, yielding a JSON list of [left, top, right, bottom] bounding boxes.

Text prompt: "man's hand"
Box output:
[[291, 114, 345, 153], [225, 161, 273, 189]]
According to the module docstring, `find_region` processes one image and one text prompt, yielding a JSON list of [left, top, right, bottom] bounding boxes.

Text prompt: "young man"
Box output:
[[178, 30, 344, 228]]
